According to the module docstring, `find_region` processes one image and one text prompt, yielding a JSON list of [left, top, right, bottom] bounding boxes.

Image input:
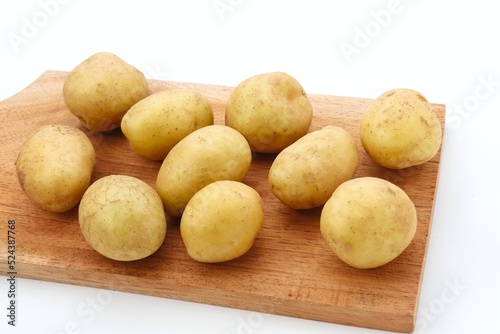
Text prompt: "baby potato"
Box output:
[[360, 88, 442, 169], [79, 175, 167, 261], [320, 177, 417, 269], [63, 52, 149, 131], [121, 89, 214, 160], [156, 125, 252, 217], [181, 180, 264, 263], [269, 126, 358, 209], [225, 71, 313, 153], [15, 124, 95, 213]]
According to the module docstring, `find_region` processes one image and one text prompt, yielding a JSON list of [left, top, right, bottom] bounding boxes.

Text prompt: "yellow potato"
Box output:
[[156, 125, 252, 217], [320, 177, 417, 269], [15, 124, 95, 213], [79, 175, 167, 261], [121, 89, 214, 160], [63, 52, 149, 131], [360, 88, 442, 169], [269, 126, 358, 209], [225, 71, 313, 153], [180, 180, 264, 263]]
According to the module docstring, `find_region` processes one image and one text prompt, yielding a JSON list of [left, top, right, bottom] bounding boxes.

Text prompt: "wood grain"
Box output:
[[0, 71, 445, 332]]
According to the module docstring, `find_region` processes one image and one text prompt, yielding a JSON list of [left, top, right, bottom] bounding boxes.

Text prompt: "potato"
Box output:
[[320, 177, 417, 269], [269, 126, 359, 209], [15, 124, 95, 213], [79, 175, 167, 261], [225, 72, 313, 153], [121, 89, 214, 160], [360, 88, 442, 169], [156, 125, 252, 217], [63, 52, 149, 131], [180, 180, 264, 263]]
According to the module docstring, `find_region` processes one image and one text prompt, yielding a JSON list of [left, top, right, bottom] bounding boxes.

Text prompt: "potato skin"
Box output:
[[180, 180, 264, 263], [269, 126, 359, 209], [225, 72, 313, 153], [63, 52, 149, 131], [320, 177, 417, 269], [79, 175, 167, 261], [156, 125, 252, 217], [121, 89, 214, 160], [15, 124, 95, 213], [360, 88, 442, 169]]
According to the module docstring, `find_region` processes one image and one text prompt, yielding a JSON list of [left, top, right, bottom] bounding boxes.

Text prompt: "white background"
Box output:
[[1, 0, 499, 333]]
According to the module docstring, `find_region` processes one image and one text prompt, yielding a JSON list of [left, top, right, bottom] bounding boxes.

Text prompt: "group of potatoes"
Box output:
[[15, 52, 442, 269]]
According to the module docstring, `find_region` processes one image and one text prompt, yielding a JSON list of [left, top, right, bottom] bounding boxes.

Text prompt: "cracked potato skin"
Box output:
[[320, 177, 417, 269], [225, 72, 313, 153], [79, 175, 167, 261], [15, 124, 95, 213], [360, 88, 442, 169]]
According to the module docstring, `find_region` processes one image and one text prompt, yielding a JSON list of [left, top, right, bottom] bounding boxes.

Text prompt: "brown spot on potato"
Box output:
[[416, 93, 428, 102], [420, 115, 430, 127], [386, 186, 396, 196]]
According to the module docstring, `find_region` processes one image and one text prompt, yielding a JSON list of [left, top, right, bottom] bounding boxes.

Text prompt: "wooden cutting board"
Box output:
[[0, 71, 445, 333]]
